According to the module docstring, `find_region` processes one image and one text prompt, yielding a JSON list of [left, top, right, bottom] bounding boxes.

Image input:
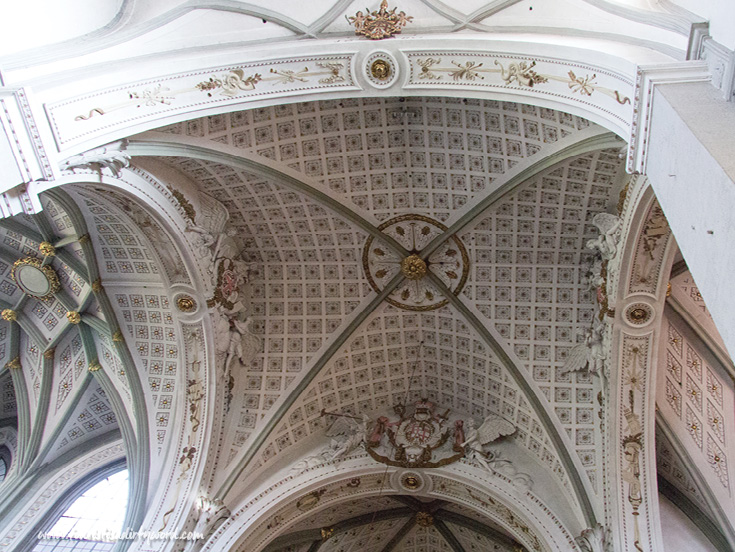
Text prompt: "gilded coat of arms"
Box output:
[[366, 399, 465, 468]]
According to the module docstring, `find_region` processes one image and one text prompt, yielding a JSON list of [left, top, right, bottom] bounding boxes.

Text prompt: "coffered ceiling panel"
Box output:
[[458, 148, 624, 491], [256, 302, 570, 494], [321, 517, 407, 552], [163, 156, 373, 462], [156, 97, 595, 223], [44, 382, 118, 465]]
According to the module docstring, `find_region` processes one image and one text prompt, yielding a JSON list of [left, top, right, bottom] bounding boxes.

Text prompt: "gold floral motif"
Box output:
[[66, 311, 82, 324], [450, 61, 485, 81], [401, 254, 427, 280], [39, 242, 56, 256], [78, 234, 90, 244], [4, 357, 21, 370], [347, 1, 413, 40], [112, 330, 124, 342], [88, 360, 102, 372], [43, 348, 55, 360], [1, 309, 17, 322], [176, 295, 197, 313], [320, 527, 334, 540], [416, 511, 434, 527], [370, 59, 391, 80], [92, 278, 103, 293], [567, 70, 597, 95], [414, 56, 629, 104]]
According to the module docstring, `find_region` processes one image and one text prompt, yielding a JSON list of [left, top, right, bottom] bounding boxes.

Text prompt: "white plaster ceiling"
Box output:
[[0, 0, 700, 83]]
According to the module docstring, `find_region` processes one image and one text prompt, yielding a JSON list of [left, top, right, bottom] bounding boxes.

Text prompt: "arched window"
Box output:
[[32, 469, 128, 552], [0, 457, 6, 483]]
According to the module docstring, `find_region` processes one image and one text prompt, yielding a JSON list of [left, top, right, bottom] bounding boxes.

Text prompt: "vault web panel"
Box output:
[[166, 157, 372, 461], [458, 149, 622, 490], [155, 97, 594, 222], [259, 303, 569, 493]]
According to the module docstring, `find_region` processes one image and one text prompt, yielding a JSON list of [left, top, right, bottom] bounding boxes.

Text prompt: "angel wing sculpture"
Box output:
[[324, 414, 369, 460], [289, 413, 369, 477], [461, 414, 515, 471], [560, 323, 606, 376], [586, 213, 622, 261], [467, 414, 516, 445]]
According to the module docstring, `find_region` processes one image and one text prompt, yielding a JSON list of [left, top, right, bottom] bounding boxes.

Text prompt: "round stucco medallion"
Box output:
[[11, 257, 60, 300], [392, 470, 431, 493], [365, 51, 399, 88], [624, 302, 654, 327], [363, 214, 469, 311]]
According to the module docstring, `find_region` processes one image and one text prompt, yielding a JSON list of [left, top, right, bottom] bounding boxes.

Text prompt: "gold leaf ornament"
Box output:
[[347, 1, 413, 40]]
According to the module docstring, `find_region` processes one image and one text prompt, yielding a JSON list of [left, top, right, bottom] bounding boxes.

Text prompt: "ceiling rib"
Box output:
[[436, 509, 519, 549], [419, 128, 623, 260], [42, 187, 151, 534], [425, 270, 597, 527], [126, 139, 409, 259], [26, 374, 93, 473], [264, 507, 414, 552], [380, 514, 418, 552], [656, 415, 735, 550], [217, 273, 405, 499], [434, 519, 467, 552]]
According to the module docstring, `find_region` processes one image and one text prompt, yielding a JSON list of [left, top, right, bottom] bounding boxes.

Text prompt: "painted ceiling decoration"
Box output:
[[1, 2, 735, 552]]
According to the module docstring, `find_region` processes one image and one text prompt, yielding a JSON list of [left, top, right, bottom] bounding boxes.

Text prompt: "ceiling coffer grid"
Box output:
[[71, 189, 182, 454], [289, 495, 402, 532], [663, 316, 730, 489], [165, 156, 372, 462], [321, 517, 406, 552], [156, 97, 594, 223], [51, 383, 116, 458], [458, 148, 623, 490], [50, 327, 86, 417], [448, 521, 516, 552], [258, 303, 569, 491]]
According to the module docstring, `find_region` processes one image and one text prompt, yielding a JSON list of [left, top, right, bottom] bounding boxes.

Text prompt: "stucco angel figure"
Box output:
[[325, 413, 370, 460], [461, 414, 516, 471], [224, 316, 261, 370], [586, 213, 622, 261], [561, 321, 606, 376], [582, 257, 605, 292], [290, 413, 369, 477]]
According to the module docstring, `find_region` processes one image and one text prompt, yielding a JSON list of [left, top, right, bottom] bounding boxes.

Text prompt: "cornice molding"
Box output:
[[627, 62, 710, 174]]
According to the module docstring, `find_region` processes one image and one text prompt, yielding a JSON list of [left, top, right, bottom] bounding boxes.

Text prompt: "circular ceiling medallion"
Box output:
[[392, 470, 430, 493], [363, 214, 469, 311], [624, 302, 653, 327], [11, 257, 60, 300], [176, 294, 198, 313], [365, 51, 398, 88]]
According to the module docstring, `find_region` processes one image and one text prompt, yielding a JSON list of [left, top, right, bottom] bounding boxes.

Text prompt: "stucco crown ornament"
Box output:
[[347, 1, 413, 40]]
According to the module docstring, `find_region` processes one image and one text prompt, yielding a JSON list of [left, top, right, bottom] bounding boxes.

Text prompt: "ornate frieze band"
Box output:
[[404, 51, 634, 133], [46, 55, 357, 148]]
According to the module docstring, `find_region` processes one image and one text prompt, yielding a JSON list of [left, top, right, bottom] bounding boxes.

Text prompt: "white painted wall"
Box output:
[[0, 0, 123, 56], [659, 494, 718, 552], [670, 0, 735, 49]]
